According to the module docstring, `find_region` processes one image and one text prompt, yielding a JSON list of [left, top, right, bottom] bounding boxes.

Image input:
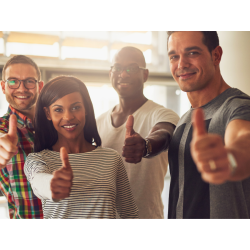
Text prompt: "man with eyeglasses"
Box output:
[[0, 55, 44, 219], [97, 46, 179, 219]]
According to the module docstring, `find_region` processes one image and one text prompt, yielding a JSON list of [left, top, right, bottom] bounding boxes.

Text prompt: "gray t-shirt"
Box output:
[[168, 88, 250, 219]]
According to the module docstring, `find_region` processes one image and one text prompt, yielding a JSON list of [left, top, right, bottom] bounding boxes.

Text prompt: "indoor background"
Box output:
[[0, 31, 249, 219]]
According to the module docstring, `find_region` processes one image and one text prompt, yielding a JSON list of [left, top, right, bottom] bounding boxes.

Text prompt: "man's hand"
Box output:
[[122, 115, 146, 164], [50, 147, 73, 201], [0, 114, 18, 169], [190, 108, 232, 184]]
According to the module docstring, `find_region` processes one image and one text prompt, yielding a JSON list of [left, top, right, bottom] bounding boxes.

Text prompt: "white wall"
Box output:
[[218, 31, 250, 95]]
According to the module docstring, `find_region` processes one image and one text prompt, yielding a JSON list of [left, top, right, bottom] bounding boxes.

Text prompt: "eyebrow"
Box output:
[[7, 77, 37, 81], [168, 46, 203, 56], [52, 101, 82, 108]]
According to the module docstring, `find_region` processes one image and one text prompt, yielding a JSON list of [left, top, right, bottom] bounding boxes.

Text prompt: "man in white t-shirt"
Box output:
[[96, 47, 179, 219]]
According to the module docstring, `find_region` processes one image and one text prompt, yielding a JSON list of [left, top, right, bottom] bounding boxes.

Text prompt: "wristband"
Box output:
[[143, 138, 152, 158]]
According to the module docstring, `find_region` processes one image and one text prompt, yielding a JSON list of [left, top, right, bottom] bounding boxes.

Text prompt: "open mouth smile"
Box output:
[[14, 95, 30, 99], [61, 124, 78, 131]]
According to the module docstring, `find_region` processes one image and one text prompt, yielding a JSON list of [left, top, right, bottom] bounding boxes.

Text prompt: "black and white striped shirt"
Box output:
[[24, 147, 139, 219]]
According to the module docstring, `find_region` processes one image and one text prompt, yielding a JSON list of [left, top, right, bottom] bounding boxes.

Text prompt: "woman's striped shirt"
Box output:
[[24, 147, 139, 219]]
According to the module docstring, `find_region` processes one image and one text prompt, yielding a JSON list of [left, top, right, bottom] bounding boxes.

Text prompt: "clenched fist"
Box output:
[[190, 108, 233, 184], [50, 147, 73, 201], [122, 115, 146, 164], [0, 114, 18, 169]]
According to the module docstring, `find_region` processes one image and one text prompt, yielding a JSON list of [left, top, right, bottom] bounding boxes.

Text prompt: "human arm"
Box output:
[[190, 108, 250, 184], [50, 147, 73, 201], [0, 115, 18, 169], [122, 115, 176, 163], [24, 147, 73, 201], [115, 154, 139, 219]]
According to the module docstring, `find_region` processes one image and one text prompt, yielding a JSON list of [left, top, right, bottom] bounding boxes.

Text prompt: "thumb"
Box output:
[[125, 115, 134, 139], [60, 147, 71, 170], [8, 114, 18, 144], [192, 108, 207, 138]]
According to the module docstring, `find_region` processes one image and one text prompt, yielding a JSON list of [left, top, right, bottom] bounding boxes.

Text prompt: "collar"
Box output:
[[8, 105, 34, 130]]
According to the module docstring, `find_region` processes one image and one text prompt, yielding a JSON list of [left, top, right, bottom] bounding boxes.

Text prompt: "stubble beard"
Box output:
[[5, 91, 38, 112]]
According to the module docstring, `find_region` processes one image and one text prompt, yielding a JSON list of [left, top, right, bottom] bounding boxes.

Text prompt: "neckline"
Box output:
[[46, 146, 100, 155], [109, 100, 150, 129], [191, 88, 235, 110]]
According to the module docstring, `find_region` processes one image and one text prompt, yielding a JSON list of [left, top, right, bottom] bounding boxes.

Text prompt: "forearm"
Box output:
[[30, 173, 53, 200], [146, 129, 172, 158], [226, 132, 250, 181]]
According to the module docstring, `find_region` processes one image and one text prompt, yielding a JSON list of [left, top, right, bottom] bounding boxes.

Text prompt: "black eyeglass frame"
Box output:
[[5, 78, 38, 89], [110, 64, 146, 75]]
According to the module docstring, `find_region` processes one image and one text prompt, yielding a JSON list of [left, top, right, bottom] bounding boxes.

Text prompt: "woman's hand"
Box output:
[[50, 147, 73, 201]]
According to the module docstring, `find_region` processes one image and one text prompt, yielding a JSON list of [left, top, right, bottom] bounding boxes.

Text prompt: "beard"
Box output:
[[5, 90, 39, 112]]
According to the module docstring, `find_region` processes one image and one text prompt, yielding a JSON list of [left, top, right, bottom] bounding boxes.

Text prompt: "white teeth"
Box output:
[[16, 96, 29, 99], [63, 125, 76, 128]]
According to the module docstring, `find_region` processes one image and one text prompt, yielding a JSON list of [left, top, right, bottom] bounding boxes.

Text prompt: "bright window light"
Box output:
[[143, 49, 152, 64], [144, 85, 167, 107], [61, 46, 108, 60], [0, 38, 4, 54], [6, 42, 59, 57], [86, 84, 118, 118], [121, 32, 152, 45]]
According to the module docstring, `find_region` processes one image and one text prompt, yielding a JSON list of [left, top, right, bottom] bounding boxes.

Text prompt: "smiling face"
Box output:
[[110, 48, 148, 99], [168, 31, 217, 93], [1, 63, 43, 113], [44, 92, 86, 141]]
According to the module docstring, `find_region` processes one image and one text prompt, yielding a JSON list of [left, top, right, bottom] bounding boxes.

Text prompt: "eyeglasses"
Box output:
[[6, 78, 38, 89], [111, 64, 146, 75]]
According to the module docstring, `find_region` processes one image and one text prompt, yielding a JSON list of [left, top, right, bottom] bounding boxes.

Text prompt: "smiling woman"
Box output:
[[23, 76, 139, 219], [34, 76, 101, 152]]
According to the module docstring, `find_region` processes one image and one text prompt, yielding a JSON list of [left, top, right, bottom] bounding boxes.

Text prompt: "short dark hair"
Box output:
[[34, 75, 101, 152], [167, 31, 220, 54], [2, 55, 41, 81]]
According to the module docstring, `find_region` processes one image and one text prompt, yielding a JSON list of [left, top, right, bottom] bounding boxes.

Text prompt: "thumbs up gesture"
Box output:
[[0, 114, 18, 169], [190, 108, 231, 184], [122, 115, 146, 164], [50, 147, 73, 201]]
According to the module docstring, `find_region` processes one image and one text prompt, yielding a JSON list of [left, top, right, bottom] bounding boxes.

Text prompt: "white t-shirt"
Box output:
[[96, 100, 179, 219]]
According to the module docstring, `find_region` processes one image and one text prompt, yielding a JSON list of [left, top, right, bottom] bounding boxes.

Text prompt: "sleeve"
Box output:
[[0, 117, 9, 134], [152, 106, 180, 127], [24, 153, 53, 201], [225, 97, 250, 127], [115, 154, 139, 219], [0, 168, 16, 218], [0, 168, 9, 198]]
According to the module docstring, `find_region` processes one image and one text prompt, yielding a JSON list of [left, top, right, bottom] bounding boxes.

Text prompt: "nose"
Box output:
[[178, 55, 190, 69], [119, 69, 130, 79], [63, 109, 74, 121]]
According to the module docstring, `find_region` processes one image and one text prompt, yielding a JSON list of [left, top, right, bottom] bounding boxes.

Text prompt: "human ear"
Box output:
[[1, 81, 6, 94], [213, 46, 223, 66], [143, 69, 149, 83], [38, 81, 44, 93], [43, 107, 52, 120]]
